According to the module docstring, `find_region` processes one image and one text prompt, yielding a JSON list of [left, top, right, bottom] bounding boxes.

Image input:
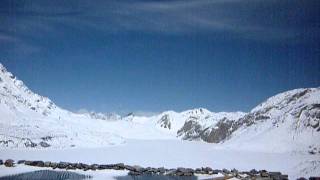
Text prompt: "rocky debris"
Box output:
[[57, 162, 69, 169], [4, 159, 14, 167], [0, 159, 3, 165], [8, 159, 303, 179], [0, 140, 14, 147], [44, 161, 51, 167]]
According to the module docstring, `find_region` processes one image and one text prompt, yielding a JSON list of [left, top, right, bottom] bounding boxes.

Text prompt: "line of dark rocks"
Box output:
[[0, 159, 319, 180]]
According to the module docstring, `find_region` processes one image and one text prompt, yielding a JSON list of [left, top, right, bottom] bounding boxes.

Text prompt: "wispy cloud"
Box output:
[[0, 0, 318, 48]]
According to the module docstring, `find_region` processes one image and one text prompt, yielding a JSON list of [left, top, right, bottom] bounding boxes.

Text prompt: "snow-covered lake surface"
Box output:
[[1, 139, 319, 179]]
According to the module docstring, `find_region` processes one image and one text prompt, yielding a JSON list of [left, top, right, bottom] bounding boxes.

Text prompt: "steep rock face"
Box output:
[[175, 110, 246, 143], [201, 118, 235, 143], [177, 117, 203, 141]]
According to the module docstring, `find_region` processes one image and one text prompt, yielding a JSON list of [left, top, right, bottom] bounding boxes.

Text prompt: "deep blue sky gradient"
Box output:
[[1, 0, 319, 114]]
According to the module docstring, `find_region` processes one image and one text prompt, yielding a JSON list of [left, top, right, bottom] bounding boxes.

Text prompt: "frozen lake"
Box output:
[[0, 139, 319, 179]]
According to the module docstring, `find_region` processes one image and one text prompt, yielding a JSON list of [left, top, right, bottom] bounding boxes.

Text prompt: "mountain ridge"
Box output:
[[0, 63, 319, 154]]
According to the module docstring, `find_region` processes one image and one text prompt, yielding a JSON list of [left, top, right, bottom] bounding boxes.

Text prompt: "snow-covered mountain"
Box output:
[[0, 63, 319, 155], [223, 87, 320, 153]]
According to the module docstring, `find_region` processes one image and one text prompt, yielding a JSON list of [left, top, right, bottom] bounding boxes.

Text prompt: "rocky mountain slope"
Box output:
[[223, 87, 320, 153], [0, 63, 319, 154]]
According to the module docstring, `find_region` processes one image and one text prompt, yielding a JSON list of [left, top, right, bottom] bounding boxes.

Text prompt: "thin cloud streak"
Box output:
[[0, 0, 318, 50]]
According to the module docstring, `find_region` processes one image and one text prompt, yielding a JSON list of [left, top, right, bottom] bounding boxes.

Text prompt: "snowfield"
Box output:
[[0, 63, 319, 179]]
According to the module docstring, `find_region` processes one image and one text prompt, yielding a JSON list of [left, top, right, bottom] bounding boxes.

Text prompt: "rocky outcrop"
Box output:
[[177, 117, 203, 140], [177, 116, 239, 143], [158, 114, 171, 129]]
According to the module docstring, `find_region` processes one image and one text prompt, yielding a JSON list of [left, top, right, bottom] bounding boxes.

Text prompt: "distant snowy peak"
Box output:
[[156, 108, 247, 142]]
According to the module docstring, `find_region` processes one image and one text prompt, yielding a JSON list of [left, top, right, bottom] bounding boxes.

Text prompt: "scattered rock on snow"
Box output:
[[4, 159, 14, 167]]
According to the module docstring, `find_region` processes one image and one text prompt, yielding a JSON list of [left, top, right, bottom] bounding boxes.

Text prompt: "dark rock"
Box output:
[[17, 160, 25, 164], [297, 178, 307, 180], [124, 165, 135, 171], [39, 141, 50, 148], [158, 114, 171, 129], [269, 172, 281, 176], [98, 164, 109, 170], [177, 120, 202, 141], [203, 119, 235, 143], [231, 168, 238, 174], [203, 166, 213, 172], [175, 167, 194, 176], [268, 172, 285, 180], [24, 161, 32, 166], [195, 168, 202, 173], [57, 162, 69, 169], [66, 164, 77, 170], [309, 177, 320, 180], [166, 169, 177, 176], [0, 159, 3, 165], [24, 141, 37, 148], [44, 161, 51, 167], [158, 167, 166, 174], [114, 163, 125, 170], [250, 169, 259, 174], [41, 136, 53, 141], [76, 163, 84, 169], [80, 163, 90, 170], [4, 159, 14, 167], [35, 161, 45, 167], [260, 170, 269, 177], [222, 168, 230, 174], [49, 162, 58, 169], [212, 169, 220, 174], [132, 165, 144, 172], [25, 161, 44, 167], [90, 164, 99, 171]]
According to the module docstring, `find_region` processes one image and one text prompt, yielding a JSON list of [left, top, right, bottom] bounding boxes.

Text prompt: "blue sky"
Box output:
[[0, 0, 319, 114]]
